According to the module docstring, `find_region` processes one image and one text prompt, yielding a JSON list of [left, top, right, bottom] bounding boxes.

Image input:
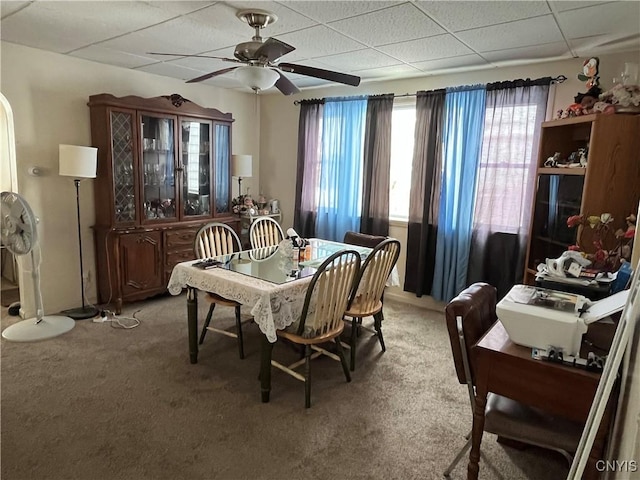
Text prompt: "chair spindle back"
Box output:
[[298, 250, 361, 337], [249, 217, 284, 249], [351, 239, 400, 312], [194, 222, 241, 259]]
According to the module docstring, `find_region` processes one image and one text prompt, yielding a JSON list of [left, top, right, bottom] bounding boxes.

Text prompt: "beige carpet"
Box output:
[[1, 294, 568, 480]]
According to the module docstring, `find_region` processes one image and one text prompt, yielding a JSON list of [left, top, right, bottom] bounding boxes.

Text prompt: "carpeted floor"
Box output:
[[1, 294, 569, 480]]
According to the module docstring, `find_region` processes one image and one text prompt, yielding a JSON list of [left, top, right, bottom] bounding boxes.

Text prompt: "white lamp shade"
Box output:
[[235, 66, 279, 91], [232, 154, 252, 178], [59, 144, 98, 178]]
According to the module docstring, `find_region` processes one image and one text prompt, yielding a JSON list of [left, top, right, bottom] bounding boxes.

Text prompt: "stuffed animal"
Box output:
[[577, 57, 599, 89]]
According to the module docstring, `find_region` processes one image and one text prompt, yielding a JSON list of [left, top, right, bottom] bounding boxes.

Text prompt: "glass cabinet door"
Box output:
[[140, 114, 176, 222], [214, 123, 231, 214], [181, 119, 211, 218], [111, 110, 135, 224]]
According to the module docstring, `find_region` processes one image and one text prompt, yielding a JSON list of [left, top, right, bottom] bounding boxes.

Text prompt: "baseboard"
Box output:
[[385, 287, 445, 312]]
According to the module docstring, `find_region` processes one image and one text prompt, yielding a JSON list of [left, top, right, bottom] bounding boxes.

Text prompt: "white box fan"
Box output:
[[1, 191, 75, 341]]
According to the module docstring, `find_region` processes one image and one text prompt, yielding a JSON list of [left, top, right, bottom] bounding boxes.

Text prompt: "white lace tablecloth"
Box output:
[[168, 262, 312, 342]]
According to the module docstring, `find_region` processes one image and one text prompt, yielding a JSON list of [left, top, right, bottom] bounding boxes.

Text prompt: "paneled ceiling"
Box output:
[[1, 1, 639, 94]]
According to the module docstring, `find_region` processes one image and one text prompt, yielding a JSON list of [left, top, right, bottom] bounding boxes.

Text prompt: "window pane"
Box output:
[[389, 106, 415, 221], [474, 104, 539, 232]]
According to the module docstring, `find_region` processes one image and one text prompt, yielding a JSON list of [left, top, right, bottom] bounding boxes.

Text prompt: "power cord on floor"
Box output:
[[92, 309, 141, 329]]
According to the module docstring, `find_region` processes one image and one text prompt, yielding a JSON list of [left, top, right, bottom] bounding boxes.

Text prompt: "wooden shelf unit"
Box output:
[[523, 113, 640, 285]]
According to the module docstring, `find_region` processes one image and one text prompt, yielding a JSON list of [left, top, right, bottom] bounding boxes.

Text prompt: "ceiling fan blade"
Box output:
[[274, 71, 300, 96], [148, 52, 240, 63], [186, 66, 239, 84], [278, 63, 361, 87], [254, 38, 295, 63]]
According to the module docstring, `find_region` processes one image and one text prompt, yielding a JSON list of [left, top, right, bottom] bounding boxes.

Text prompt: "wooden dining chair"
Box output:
[[249, 216, 284, 249], [443, 283, 583, 477], [194, 222, 246, 359], [343, 238, 400, 371], [270, 249, 361, 408]]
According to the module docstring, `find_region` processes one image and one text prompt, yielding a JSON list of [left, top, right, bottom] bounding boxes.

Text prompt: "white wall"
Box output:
[[258, 50, 640, 308], [0, 41, 259, 316]]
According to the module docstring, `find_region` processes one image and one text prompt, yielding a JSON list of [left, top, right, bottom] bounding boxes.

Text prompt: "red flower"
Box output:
[[594, 249, 607, 264], [567, 215, 584, 228], [568, 245, 581, 251], [624, 228, 636, 239]]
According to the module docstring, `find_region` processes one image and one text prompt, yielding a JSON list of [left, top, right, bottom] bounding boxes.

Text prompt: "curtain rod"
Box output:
[[293, 75, 567, 105]]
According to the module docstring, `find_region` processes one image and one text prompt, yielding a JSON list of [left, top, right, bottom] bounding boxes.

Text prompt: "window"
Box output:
[[474, 104, 541, 233], [389, 100, 416, 221]]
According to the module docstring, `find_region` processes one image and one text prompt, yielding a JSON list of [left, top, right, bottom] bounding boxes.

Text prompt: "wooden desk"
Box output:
[[468, 321, 616, 480]]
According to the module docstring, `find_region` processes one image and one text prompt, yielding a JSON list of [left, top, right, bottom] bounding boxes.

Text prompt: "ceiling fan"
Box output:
[[150, 9, 361, 96]]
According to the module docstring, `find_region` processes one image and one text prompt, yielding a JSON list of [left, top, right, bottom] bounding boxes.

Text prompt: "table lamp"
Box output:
[[59, 144, 99, 320], [231, 154, 252, 204]]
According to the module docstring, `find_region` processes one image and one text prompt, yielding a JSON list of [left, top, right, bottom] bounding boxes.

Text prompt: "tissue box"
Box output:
[[497, 285, 627, 356]]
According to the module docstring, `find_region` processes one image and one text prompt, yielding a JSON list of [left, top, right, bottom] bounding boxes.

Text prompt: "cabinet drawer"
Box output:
[[166, 249, 195, 267], [165, 228, 199, 249]]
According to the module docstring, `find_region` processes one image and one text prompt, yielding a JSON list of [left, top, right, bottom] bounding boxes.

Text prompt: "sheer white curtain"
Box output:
[[467, 81, 550, 297]]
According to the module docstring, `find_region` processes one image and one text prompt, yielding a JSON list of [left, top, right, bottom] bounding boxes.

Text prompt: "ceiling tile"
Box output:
[[357, 63, 422, 78], [456, 15, 563, 52], [570, 34, 640, 57], [557, 2, 640, 39], [98, 15, 246, 57], [69, 45, 157, 68], [280, 1, 400, 23], [411, 54, 490, 72], [135, 61, 203, 80], [415, 1, 551, 32], [276, 24, 365, 58], [0, 1, 30, 19], [225, 1, 318, 35], [328, 3, 444, 46], [143, 1, 217, 16], [0, 1, 181, 53], [482, 41, 572, 63], [377, 34, 473, 63], [313, 49, 402, 71], [549, 1, 610, 13]]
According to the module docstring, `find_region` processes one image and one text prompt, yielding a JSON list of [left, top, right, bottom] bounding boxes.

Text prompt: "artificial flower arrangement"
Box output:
[[567, 212, 636, 272]]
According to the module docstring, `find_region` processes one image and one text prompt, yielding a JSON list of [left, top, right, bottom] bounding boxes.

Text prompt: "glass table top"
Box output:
[[204, 238, 372, 285]]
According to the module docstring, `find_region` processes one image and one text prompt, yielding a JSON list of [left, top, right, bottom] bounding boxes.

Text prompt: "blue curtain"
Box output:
[[432, 85, 486, 302], [215, 124, 230, 213], [315, 96, 367, 241]]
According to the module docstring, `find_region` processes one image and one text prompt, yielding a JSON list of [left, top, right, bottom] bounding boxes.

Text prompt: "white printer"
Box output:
[[497, 285, 628, 356]]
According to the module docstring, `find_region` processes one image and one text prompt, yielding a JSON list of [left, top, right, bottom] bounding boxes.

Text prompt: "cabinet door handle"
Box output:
[[175, 165, 184, 172]]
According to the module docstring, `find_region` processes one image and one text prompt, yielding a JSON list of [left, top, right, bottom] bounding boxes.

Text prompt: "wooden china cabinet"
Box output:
[[88, 93, 238, 312]]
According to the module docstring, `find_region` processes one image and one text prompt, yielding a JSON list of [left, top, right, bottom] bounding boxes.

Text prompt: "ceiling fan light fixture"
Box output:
[[235, 66, 279, 91]]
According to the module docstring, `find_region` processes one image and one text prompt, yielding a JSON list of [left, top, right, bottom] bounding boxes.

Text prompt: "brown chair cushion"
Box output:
[[445, 283, 498, 385], [343, 231, 387, 249], [485, 393, 582, 453], [205, 292, 240, 307]]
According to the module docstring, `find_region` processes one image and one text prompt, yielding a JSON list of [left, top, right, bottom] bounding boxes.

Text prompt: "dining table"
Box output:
[[167, 238, 400, 402]]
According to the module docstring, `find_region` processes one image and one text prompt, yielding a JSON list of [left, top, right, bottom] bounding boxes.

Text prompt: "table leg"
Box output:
[[468, 391, 487, 480], [187, 287, 198, 364], [260, 335, 274, 403]]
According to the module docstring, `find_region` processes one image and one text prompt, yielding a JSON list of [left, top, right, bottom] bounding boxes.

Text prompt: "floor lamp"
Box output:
[[59, 144, 99, 320]]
